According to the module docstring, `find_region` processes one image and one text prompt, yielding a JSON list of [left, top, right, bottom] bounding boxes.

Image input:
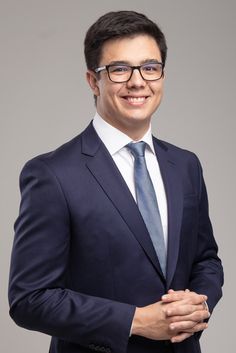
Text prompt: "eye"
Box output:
[[109, 65, 130, 74], [142, 64, 159, 72]]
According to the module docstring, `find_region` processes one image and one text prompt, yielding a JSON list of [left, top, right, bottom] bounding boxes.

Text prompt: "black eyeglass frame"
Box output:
[[94, 63, 164, 83]]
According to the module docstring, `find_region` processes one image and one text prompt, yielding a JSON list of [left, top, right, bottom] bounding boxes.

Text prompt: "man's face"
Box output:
[[87, 34, 164, 138]]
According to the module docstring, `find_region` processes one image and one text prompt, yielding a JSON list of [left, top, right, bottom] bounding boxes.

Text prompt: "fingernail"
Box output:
[[162, 295, 168, 300]]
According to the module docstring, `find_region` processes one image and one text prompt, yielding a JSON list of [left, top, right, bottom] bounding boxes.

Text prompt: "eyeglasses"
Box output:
[[94, 62, 164, 83]]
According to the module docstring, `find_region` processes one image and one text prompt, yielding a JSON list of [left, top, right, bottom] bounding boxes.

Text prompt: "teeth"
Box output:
[[126, 97, 146, 103]]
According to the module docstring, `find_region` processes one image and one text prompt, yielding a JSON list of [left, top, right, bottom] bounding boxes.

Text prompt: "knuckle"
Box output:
[[203, 312, 210, 320], [168, 316, 176, 323], [194, 323, 208, 332]]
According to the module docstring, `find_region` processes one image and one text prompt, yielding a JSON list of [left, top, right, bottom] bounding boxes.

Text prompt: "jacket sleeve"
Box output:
[[189, 156, 224, 314], [8, 157, 135, 353]]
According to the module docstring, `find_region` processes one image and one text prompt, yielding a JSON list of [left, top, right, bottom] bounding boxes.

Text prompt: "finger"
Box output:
[[184, 321, 209, 333], [163, 292, 207, 306], [170, 332, 193, 343], [166, 304, 210, 317], [167, 289, 187, 294], [169, 320, 208, 333], [168, 309, 210, 324], [167, 289, 190, 294], [162, 291, 186, 302], [166, 303, 200, 316]]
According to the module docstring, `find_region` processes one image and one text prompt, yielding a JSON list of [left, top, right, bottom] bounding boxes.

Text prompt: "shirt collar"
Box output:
[[92, 112, 156, 156]]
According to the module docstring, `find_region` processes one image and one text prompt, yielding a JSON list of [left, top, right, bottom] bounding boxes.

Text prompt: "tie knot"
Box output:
[[127, 141, 146, 158]]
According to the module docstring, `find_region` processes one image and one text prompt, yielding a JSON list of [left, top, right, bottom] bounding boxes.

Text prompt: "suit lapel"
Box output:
[[153, 138, 183, 288], [81, 123, 165, 279]]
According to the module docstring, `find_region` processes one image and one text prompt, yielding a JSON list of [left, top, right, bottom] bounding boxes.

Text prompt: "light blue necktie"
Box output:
[[127, 141, 166, 277]]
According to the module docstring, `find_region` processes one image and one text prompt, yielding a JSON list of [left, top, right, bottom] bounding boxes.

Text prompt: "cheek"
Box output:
[[106, 89, 122, 106], [99, 90, 117, 113], [150, 81, 164, 94], [100, 84, 116, 100]]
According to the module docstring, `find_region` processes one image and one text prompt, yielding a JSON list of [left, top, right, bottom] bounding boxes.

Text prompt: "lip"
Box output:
[[122, 96, 149, 105]]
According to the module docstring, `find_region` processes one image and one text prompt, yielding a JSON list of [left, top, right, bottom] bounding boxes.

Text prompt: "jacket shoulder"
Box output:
[[153, 137, 200, 164], [22, 123, 94, 172]]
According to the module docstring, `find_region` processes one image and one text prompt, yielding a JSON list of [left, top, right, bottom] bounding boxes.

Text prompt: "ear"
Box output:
[[86, 70, 100, 96]]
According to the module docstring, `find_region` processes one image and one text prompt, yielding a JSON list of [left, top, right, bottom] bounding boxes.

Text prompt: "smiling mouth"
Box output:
[[123, 96, 148, 104]]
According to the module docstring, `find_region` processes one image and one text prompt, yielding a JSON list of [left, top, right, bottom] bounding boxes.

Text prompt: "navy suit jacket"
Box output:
[[9, 122, 223, 353]]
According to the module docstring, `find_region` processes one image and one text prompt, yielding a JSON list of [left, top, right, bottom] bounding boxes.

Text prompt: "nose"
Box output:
[[126, 68, 146, 88]]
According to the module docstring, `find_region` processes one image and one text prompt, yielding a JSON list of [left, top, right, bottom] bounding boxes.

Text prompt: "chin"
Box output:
[[127, 112, 151, 122]]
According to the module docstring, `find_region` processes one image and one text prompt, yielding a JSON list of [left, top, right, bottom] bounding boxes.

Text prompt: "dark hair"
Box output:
[[84, 11, 167, 70]]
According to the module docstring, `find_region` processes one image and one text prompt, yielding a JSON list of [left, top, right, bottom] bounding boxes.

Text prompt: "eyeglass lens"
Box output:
[[108, 63, 163, 82]]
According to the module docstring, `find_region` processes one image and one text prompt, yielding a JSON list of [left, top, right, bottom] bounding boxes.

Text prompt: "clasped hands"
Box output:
[[131, 289, 210, 343]]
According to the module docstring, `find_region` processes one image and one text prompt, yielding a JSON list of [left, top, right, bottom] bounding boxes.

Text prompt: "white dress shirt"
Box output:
[[92, 113, 168, 248]]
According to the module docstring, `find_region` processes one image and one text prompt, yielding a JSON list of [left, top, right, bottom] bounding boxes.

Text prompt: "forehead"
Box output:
[[99, 34, 162, 65]]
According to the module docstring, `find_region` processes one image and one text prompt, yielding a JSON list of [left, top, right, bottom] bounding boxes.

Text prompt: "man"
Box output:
[[9, 10, 223, 353]]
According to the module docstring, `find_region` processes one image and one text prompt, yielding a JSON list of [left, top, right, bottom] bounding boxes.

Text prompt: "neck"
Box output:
[[124, 127, 149, 141], [98, 115, 151, 141]]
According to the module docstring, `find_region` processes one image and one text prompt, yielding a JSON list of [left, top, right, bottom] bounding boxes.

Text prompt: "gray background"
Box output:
[[1, 0, 235, 352]]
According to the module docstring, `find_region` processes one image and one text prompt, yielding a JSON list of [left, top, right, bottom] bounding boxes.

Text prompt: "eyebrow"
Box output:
[[108, 59, 162, 66]]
